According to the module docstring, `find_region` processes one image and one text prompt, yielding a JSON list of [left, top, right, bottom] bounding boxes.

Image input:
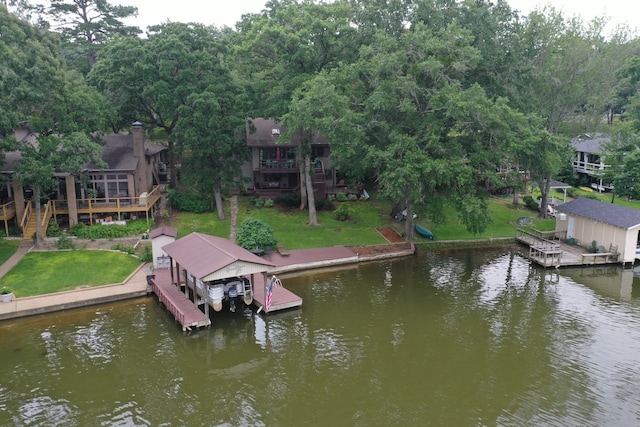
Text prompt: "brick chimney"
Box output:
[[132, 121, 148, 194]]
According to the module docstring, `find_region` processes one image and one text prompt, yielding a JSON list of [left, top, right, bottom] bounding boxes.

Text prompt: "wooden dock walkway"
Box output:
[[516, 228, 620, 268], [148, 269, 211, 331]]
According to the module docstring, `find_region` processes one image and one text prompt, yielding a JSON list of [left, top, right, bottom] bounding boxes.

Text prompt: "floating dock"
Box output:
[[516, 228, 620, 268]]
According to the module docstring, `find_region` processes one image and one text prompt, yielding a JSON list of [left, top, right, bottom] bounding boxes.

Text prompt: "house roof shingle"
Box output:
[[245, 117, 329, 147], [149, 226, 178, 239], [570, 133, 610, 154], [556, 197, 640, 229], [1, 129, 167, 174]]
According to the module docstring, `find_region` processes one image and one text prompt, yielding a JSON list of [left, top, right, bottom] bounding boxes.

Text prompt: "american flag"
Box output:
[[265, 276, 275, 312]]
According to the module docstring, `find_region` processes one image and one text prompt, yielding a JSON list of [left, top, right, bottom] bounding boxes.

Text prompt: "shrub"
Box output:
[[47, 219, 61, 237], [166, 188, 210, 213], [336, 193, 348, 202], [275, 193, 301, 207], [334, 203, 350, 221], [315, 198, 334, 211], [111, 243, 135, 255], [139, 245, 153, 262], [56, 234, 76, 250], [347, 194, 358, 201], [254, 198, 265, 208], [69, 220, 154, 240], [264, 198, 274, 208], [236, 217, 278, 251], [523, 195, 539, 211]]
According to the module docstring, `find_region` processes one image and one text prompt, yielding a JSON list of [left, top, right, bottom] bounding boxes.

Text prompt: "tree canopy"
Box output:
[[4, 0, 640, 238]]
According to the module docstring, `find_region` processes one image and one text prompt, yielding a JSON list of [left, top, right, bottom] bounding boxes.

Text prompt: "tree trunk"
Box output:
[[168, 140, 177, 189], [404, 201, 415, 240], [304, 153, 318, 226], [214, 187, 225, 220], [34, 187, 43, 249], [539, 176, 552, 218], [298, 143, 307, 210], [511, 164, 520, 206], [229, 195, 238, 242]]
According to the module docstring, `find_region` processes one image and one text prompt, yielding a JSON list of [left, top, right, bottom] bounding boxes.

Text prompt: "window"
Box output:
[[89, 174, 129, 200]]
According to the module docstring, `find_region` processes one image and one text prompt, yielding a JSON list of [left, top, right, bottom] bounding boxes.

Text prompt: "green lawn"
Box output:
[[0, 251, 142, 298], [3, 189, 640, 298], [421, 197, 556, 241], [0, 239, 20, 265], [173, 197, 391, 249]]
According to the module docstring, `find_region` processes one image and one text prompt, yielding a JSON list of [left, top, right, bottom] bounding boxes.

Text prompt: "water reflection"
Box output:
[[1, 246, 640, 426]]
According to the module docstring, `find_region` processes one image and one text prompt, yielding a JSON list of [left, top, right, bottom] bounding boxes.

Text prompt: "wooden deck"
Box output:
[[252, 274, 303, 313], [516, 228, 620, 268], [148, 269, 211, 331]]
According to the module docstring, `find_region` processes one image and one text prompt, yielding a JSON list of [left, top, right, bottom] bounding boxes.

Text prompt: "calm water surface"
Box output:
[[2, 245, 640, 426]]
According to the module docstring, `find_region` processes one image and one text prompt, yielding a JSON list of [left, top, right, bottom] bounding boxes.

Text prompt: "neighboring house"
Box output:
[[570, 133, 613, 191], [244, 118, 337, 198], [555, 197, 640, 264], [0, 122, 168, 238]]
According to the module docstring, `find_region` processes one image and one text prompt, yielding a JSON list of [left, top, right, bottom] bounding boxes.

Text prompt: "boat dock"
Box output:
[[516, 228, 620, 268], [252, 274, 303, 313], [148, 269, 211, 331]]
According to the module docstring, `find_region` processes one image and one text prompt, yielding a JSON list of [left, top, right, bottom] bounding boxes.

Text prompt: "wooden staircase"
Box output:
[[23, 210, 37, 240], [20, 202, 51, 240]]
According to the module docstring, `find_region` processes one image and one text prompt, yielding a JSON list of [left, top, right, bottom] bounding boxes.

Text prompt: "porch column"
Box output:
[[65, 175, 78, 226]]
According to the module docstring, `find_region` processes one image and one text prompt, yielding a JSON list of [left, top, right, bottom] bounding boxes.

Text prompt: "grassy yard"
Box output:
[[0, 239, 20, 266], [2, 189, 639, 298], [0, 251, 142, 298], [172, 195, 557, 246], [172, 197, 392, 249]]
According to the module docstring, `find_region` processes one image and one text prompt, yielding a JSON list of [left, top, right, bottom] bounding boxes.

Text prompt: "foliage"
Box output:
[[254, 198, 265, 208], [336, 193, 348, 202], [264, 198, 274, 208], [45, 0, 141, 72], [47, 219, 61, 237], [523, 196, 539, 211], [275, 193, 301, 207], [334, 203, 350, 221], [167, 188, 210, 213], [235, 217, 278, 251], [69, 220, 152, 239], [111, 243, 135, 255], [139, 245, 153, 262], [56, 234, 76, 250]]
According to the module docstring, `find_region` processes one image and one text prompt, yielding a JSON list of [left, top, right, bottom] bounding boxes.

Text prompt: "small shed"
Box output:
[[149, 226, 178, 268], [555, 198, 640, 264]]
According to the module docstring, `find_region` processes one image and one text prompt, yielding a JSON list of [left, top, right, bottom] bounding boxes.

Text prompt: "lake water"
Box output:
[[2, 245, 640, 426]]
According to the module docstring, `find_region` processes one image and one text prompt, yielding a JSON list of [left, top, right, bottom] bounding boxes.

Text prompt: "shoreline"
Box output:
[[0, 242, 418, 321]]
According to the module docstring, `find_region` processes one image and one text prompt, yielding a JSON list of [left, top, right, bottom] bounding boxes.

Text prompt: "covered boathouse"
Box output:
[[149, 232, 302, 330], [518, 197, 640, 268]]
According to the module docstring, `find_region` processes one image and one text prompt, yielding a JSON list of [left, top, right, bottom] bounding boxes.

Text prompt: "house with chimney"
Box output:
[[0, 122, 167, 238]]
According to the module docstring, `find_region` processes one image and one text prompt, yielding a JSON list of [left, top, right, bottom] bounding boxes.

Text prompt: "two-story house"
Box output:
[[570, 133, 613, 192], [243, 118, 338, 199]]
